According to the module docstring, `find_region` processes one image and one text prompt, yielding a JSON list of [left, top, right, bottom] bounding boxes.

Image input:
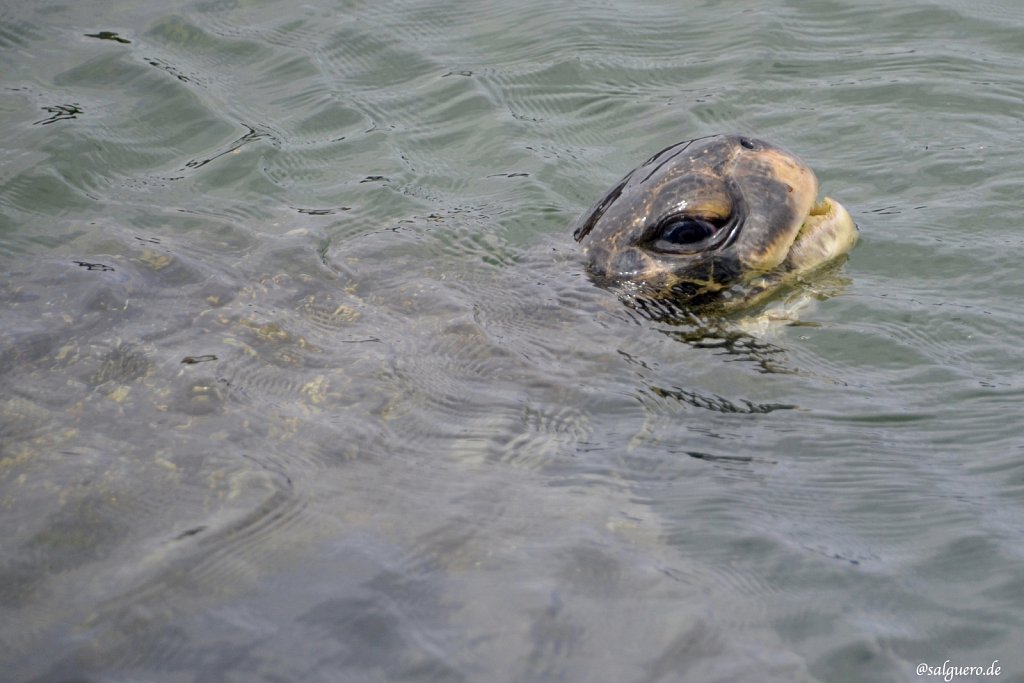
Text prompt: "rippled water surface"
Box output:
[[3, 0, 1024, 681]]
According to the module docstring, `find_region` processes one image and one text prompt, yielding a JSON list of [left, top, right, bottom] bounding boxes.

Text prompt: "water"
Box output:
[[2, 0, 1023, 681]]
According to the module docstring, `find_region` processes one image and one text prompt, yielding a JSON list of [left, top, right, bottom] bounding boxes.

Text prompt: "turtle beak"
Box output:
[[785, 197, 858, 272]]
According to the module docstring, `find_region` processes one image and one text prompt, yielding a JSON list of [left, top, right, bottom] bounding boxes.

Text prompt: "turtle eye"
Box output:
[[659, 217, 718, 245], [649, 215, 732, 254]]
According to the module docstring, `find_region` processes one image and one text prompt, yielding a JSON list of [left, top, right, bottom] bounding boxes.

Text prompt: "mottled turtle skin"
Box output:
[[573, 134, 856, 307]]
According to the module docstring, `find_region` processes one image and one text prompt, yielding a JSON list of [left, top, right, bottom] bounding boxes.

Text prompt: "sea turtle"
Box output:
[[573, 134, 857, 310]]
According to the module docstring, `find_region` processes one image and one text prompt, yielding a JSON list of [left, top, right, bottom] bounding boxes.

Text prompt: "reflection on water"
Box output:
[[3, 0, 1024, 681]]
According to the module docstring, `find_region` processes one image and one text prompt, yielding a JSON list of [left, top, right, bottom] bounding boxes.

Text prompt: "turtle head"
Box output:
[[573, 134, 857, 306]]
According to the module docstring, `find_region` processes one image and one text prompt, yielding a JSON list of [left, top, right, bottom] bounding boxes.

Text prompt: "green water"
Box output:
[[2, 0, 1024, 681]]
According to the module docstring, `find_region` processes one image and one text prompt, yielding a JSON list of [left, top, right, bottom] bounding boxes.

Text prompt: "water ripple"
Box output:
[[5, 0, 1024, 679]]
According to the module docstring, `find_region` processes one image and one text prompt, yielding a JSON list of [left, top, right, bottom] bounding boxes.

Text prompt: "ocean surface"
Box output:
[[2, 0, 1024, 681]]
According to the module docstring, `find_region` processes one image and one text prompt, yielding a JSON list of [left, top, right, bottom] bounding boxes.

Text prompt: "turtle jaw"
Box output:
[[784, 196, 858, 273]]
